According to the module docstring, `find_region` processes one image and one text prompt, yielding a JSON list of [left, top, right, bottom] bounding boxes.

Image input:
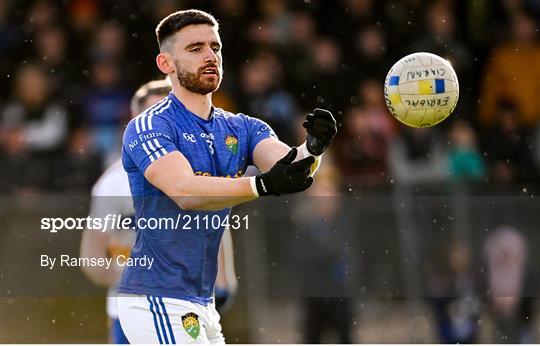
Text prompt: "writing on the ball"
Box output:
[[405, 67, 446, 81], [404, 96, 450, 108]]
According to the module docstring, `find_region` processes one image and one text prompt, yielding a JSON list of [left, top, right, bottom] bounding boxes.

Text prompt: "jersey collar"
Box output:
[[168, 92, 215, 123]]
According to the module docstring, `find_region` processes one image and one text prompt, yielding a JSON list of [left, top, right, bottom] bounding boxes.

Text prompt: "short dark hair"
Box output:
[[130, 79, 172, 116], [155, 9, 218, 50]]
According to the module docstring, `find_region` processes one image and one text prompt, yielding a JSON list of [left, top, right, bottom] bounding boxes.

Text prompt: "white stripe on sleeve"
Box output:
[[146, 140, 161, 158], [148, 99, 172, 131], [141, 142, 154, 162], [153, 139, 168, 156], [135, 116, 140, 133]]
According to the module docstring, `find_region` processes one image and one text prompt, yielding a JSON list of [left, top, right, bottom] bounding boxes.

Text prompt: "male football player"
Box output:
[[81, 79, 237, 343], [118, 9, 336, 343]]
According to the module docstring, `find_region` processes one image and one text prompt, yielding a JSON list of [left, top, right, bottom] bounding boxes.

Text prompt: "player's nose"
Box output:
[[203, 46, 218, 63]]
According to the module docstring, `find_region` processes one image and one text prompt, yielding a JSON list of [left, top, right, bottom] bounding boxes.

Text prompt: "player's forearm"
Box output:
[[168, 176, 257, 211], [81, 263, 121, 287]]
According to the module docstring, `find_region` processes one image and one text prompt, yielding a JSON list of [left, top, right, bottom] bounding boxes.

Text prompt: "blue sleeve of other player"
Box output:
[[244, 115, 277, 166], [122, 114, 179, 175]]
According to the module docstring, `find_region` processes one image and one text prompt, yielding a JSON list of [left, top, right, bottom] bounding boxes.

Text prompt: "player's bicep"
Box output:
[[245, 115, 281, 171], [252, 137, 291, 172], [122, 115, 179, 175], [144, 151, 194, 196]]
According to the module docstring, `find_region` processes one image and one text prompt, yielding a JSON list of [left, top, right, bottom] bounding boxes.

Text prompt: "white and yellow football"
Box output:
[[384, 52, 459, 127]]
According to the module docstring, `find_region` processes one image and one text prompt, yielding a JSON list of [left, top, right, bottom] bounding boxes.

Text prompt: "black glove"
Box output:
[[303, 108, 337, 156], [255, 147, 315, 196]]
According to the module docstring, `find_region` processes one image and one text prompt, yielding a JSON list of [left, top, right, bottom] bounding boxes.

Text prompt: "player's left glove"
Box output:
[[303, 108, 337, 156], [254, 147, 315, 196]]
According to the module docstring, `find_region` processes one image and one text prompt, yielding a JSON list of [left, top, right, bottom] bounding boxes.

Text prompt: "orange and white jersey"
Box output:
[[88, 159, 136, 318]]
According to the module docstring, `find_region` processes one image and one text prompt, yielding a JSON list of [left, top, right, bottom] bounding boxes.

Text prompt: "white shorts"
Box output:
[[118, 294, 225, 344]]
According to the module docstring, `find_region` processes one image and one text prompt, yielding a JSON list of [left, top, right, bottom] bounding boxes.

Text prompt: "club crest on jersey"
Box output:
[[181, 312, 200, 339], [225, 135, 238, 154]]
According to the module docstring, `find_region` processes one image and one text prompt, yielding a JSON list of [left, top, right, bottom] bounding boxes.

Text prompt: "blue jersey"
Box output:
[[118, 92, 275, 304]]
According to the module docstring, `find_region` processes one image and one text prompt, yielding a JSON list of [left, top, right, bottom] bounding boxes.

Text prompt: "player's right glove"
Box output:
[[254, 147, 315, 196]]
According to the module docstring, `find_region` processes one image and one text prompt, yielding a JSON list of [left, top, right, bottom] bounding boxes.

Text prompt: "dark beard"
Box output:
[[175, 61, 222, 95]]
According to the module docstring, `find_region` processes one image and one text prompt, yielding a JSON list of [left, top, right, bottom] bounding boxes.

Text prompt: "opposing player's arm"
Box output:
[[215, 227, 238, 311], [144, 151, 257, 211], [80, 230, 119, 286], [80, 187, 121, 286]]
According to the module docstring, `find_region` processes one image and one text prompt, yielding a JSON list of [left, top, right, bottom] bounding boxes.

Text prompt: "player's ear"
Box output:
[[156, 52, 175, 74]]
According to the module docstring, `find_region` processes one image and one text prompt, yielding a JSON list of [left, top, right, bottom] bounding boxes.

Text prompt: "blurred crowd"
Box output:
[[1, 1, 539, 343], [1, 0, 539, 194]]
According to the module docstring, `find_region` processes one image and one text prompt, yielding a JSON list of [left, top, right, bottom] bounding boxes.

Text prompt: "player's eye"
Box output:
[[190, 47, 201, 52], [212, 47, 220, 53]]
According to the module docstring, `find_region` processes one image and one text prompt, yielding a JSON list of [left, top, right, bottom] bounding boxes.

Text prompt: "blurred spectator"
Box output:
[[481, 101, 536, 184], [483, 226, 534, 343], [333, 106, 388, 188], [330, 0, 379, 46], [299, 37, 349, 114], [26, 0, 60, 33], [356, 78, 397, 141], [245, 1, 292, 49], [53, 128, 102, 192], [344, 0, 377, 24], [293, 160, 353, 343], [349, 24, 391, 81], [333, 78, 395, 187], [388, 127, 447, 185], [447, 119, 486, 181], [381, 0, 425, 52], [409, 0, 472, 76], [149, 0, 181, 23], [479, 10, 540, 127], [1, 63, 68, 155], [34, 25, 72, 92], [278, 10, 317, 92], [247, 18, 275, 48], [0, 63, 69, 193], [237, 52, 299, 145], [0, 124, 49, 194], [408, 1, 473, 116], [428, 240, 481, 343], [285, 9, 316, 46], [90, 21, 126, 62], [82, 59, 130, 163], [67, 0, 100, 37], [258, 0, 291, 45], [0, 1, 22, 100], [213, 0, 249, 80]]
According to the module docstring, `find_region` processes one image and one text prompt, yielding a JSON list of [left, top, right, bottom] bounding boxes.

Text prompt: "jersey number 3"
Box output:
[[206, 138, 214, 155]]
